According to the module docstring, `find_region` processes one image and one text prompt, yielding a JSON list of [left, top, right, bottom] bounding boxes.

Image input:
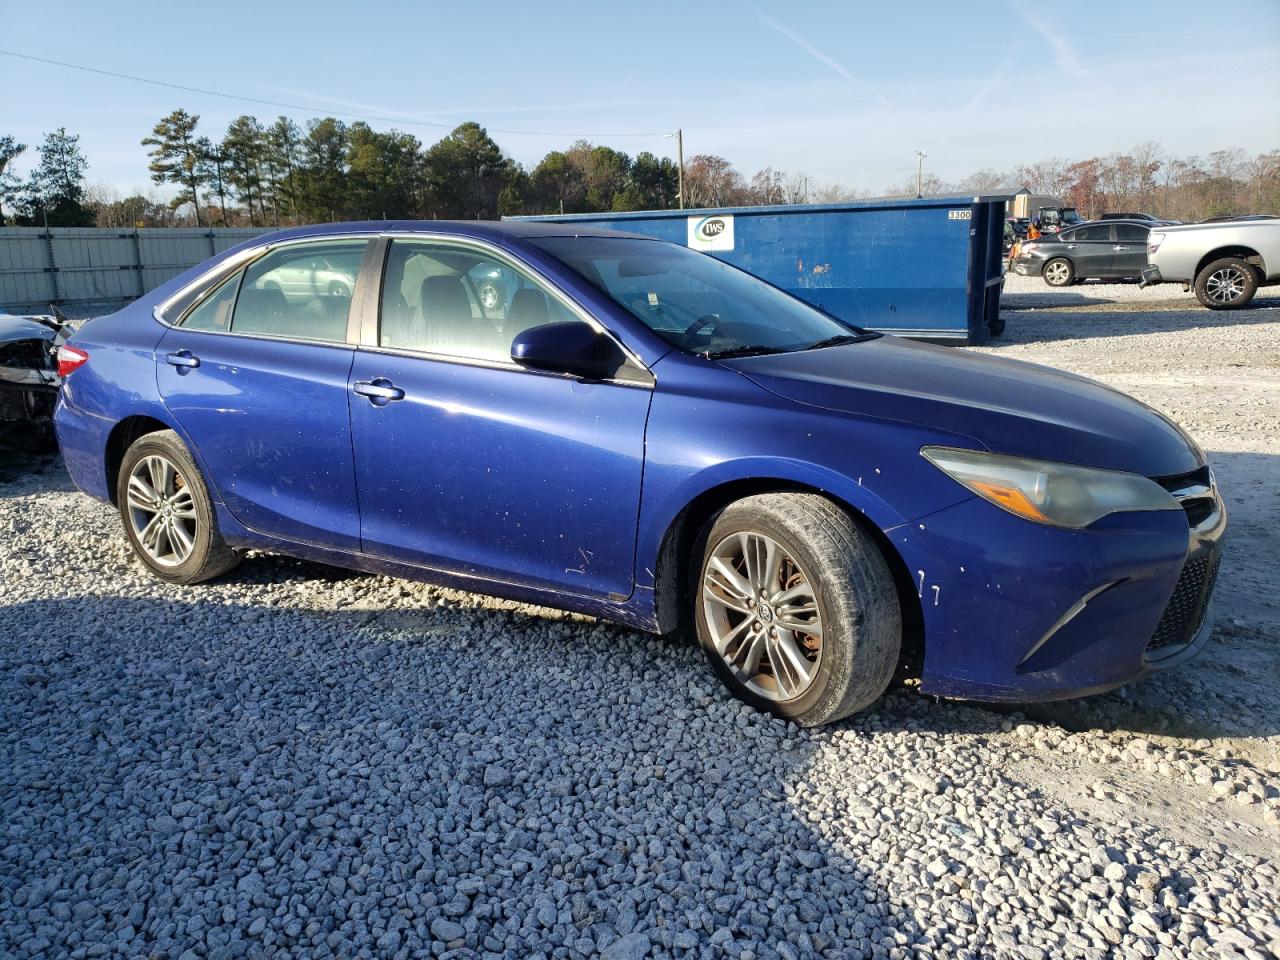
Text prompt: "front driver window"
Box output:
[[379, 240, 575, 362], [231, 239, 369, 343]]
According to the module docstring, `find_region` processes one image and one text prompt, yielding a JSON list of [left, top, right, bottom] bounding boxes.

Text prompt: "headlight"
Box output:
[[921, 447, 1180, 528]]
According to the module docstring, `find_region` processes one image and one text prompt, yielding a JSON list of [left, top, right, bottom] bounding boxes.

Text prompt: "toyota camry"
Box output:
[[54, 221, 1225, 726]]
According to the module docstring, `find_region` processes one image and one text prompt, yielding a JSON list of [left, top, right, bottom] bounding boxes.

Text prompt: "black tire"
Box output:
[[1042, 258, 1074, 287], [116, 429, 241, 585], [988, 317, 1006, 337], [1194, 257, 1258, 310], [693, 493, 901, 727]]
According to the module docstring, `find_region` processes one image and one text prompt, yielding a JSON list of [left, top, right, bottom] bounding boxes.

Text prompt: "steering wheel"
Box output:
[[682, 313, 721, 344]]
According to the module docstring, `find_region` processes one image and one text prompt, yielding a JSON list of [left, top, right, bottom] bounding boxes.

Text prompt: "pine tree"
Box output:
[[142, 109, 206, 226], [24, 128, 94, 226], [265, 117, 303, 223], [0, 135, 27, 226], [195, 138, 230, 225], [222, 116, 268, 226]]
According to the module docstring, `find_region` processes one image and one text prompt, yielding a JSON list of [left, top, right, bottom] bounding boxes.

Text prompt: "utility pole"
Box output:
[[915, 150, 928, 199], [666, 129, 685, 209]]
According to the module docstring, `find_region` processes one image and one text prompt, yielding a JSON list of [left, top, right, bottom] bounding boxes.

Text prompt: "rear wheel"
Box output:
[[1194, 257, 1258, 310], [116, 430, 241, 584], [1043, 258, 1074, 287], [694, 493, 901, 726]]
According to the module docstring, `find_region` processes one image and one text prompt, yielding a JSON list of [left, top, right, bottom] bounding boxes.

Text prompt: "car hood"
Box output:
[[724, 335, 1200, 477]]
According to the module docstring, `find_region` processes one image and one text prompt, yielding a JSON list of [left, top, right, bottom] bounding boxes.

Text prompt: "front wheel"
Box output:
[[1194, 257, 1258, 310], [117, 429, 241, 584], [1043, 258, 1074, 287], [694, 493, 901, 726]]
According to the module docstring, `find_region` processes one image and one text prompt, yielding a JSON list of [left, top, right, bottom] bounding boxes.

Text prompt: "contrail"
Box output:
[[756, 13, 892, 107], [961, 47, 1023, 118], [1009, 1, 1089, 78]]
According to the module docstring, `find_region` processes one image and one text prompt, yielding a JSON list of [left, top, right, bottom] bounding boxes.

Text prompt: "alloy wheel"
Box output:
[[126, 454, 197, 567], [1045, 261, 1070, 285], [1205, 267, 1246, 305], [701, 531, 823, 701]]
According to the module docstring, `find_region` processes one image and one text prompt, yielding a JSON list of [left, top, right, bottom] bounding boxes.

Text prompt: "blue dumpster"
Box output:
[[514, 195, 1009, 344]]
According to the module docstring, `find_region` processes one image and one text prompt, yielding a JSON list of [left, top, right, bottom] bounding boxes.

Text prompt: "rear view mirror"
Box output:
[[510, 320, 626, 381]]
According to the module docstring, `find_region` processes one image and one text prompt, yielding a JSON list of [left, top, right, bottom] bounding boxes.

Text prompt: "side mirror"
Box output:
[[510, 320, 625, 381]]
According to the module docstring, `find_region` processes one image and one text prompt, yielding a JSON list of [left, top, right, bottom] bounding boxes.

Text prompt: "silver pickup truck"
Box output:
[[1140, 218, 1280, 309]]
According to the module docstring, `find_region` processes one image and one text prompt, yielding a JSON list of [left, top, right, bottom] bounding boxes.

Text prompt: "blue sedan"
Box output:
[[54, 221, 1225, 726]]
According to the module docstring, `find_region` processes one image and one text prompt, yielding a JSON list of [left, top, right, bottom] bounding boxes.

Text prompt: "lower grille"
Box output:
[[1147, 553, 1220, 654]]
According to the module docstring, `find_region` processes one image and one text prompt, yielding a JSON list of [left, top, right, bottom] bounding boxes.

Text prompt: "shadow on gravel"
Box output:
[[0, 450, 67, 491], [996, 305, 1280, 343], [1, 592, 935, 958], [1001, 290, 1124, 309]]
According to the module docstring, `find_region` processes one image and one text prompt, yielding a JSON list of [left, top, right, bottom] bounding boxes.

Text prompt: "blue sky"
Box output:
[[4, 0, 1279, 195]]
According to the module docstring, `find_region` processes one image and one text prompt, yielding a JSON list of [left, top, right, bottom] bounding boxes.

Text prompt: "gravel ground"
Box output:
[[2, 284, 1278, 960]]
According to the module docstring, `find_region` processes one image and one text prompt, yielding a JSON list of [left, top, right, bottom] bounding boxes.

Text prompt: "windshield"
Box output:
[[529, 236, 871, 358]]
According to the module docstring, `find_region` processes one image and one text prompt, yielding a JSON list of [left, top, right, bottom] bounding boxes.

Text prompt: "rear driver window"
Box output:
[[231, 240, 368, 343], [1073, 225, 1110, 241]]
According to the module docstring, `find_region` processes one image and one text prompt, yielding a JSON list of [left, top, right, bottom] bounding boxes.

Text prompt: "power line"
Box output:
[[0, 49, 668, 140]]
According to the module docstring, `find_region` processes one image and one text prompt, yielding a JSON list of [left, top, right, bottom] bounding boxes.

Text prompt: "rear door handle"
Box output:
[[353, 378, 405, 405], [1113, 245, 1131, 251], [165, 350, 200, 368]]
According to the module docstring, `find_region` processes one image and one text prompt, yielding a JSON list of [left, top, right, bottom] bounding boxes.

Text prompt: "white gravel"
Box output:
[[2, 284, 1278, 959]]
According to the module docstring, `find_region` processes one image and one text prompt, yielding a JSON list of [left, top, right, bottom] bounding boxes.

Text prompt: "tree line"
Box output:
[[1, 115, 1277, 229]]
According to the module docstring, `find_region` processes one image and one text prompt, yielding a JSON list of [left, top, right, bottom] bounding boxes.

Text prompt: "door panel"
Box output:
[[156, 329, 361, 550], [1062, 224, 1114, 278], [349, 351, 651, 599], [1112, 225, 1150, 276], [154, 238, 370, 551]]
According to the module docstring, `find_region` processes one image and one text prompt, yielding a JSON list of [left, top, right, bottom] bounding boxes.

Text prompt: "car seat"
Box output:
[[420, 275, 500, 357]]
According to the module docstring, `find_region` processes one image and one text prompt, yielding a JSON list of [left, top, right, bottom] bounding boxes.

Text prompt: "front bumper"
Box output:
[[1139, 265, 1162, 288], [898, 467, 1226, 703], [1011, 256, 1044, 277]]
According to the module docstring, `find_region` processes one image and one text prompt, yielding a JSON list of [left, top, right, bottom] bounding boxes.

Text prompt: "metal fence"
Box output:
[[0, 227, 270, 316]]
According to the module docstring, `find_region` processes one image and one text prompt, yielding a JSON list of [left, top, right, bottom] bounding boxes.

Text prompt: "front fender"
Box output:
[[626, 355, 981, 629]]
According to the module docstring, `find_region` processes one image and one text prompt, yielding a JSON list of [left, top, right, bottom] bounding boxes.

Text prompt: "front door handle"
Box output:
[[1066, 244, 1077, 250], [165, 350, 200, 368], [353, 378, 405, 405]]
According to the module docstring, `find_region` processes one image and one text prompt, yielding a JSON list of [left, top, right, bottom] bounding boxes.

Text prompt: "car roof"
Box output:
[[248, 219, 659, 247], [1064, 219, 1152, 228]]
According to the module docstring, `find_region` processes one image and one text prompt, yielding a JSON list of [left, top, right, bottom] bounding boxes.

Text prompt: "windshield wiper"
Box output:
[[703, 344, 791, 360], [805, 333, 878, 350]]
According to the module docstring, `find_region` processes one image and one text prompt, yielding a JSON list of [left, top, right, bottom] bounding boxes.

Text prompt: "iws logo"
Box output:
[[695, 217, 728, 240], [686, 213, 735, 251]]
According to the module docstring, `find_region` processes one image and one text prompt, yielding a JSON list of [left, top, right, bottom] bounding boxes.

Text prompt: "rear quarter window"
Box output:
[[180, 272, 243, 332]]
